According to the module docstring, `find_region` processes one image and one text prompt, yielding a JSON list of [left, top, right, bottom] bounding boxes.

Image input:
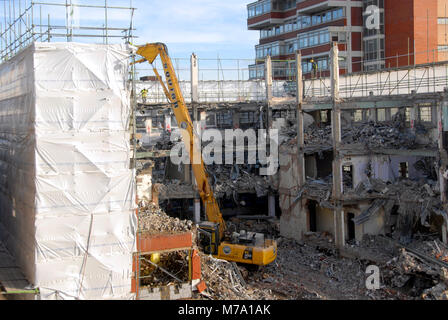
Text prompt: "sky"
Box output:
[[133, 0, 258, 59], [132, 0, 259, 80], [0, 0, 259, 79]]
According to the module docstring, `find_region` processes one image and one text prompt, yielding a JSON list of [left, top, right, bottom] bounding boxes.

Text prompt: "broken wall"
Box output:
[[278, 144, 308, 240], [0, 43, 136, 300], [342, 155, 430, 189]]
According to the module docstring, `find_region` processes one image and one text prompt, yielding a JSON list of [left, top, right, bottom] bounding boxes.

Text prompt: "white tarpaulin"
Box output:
[[0, 42, 136, 300]]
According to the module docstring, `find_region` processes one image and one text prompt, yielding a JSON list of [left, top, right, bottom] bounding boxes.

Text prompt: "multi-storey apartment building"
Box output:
[[247, 0, 448, 79]]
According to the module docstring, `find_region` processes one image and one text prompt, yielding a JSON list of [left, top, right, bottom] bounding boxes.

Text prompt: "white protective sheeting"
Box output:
[[0, 42, 136, 300]]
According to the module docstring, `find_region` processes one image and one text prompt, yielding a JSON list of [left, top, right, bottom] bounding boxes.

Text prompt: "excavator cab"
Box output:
[[198, 222, 220, 255]]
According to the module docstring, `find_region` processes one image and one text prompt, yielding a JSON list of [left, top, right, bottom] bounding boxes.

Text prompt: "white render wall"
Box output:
[[0, 42, 136, 300]]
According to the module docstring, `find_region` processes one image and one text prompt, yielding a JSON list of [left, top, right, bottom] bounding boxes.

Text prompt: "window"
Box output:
[[320, 110, 328, 123], [405, 107, 411, 122], [240, 112, 256, 124], [390, 108, 399, 118], [297, 29, 330, 49], [439, 18, 448, 24], [353, 110, 363, 122], [419, 106, 432, 122], [377, 108, 386, 121], [302, 16, 311, 28], [399, 162, 409, 178], [343, 165, 354, 190]]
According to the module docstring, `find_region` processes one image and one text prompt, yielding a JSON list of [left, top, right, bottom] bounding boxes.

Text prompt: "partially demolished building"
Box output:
[[138, 42, 448, 254]]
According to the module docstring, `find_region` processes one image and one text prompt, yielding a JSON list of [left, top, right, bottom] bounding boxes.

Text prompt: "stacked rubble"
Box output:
[[350, 178, 446, 244], [207, 165, 270, 198], [198, 254, 275, 300], [354, 235, 448, 300], [280, 110, 436, 152], [139, 203, 194, 235]]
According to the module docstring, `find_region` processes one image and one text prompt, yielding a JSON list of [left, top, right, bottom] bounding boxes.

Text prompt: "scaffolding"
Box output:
[[0, 0, 136, 62]]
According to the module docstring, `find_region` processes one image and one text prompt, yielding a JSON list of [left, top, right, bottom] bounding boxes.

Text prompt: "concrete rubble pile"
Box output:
[[139, 203, 194, 235], [299, 177, 333, 204], [354, 235, 448, 300], [248, 235, 407, 300], [140, 251, 190, 288], [156, 180, 195, 199], [351, 178, 447, 243], [207, 165, 270, 198], [199, 254, 274, 300], [342, 122, 426, 150], [279, 109, 436, 152]]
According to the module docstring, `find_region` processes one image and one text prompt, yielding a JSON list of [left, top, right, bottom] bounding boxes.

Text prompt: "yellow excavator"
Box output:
[[134, 43, 277, 266]]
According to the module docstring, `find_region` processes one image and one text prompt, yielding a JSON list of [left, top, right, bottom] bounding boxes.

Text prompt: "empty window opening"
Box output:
[[308, 200, 317, 232], [343, 165, 354, 190], [347, 212, 356, 241], [419, 106, 432, 122], [390, 108, 399, 119], [399, 162, 409, 178], [377, 108, 386, 122], [405, 108, 411, 122], [320, 110, 328, 123], [353, 110, 363, 122]]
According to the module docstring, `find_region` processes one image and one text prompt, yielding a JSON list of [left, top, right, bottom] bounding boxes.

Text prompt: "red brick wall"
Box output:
[[414, 0, 438, 64], [351, 7, 363, 26], [352, 32, 362, 51], [385, 0, 438, 67]]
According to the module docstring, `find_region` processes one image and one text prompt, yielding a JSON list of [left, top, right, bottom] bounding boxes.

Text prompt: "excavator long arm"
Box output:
[[135, 43, 226, 239]]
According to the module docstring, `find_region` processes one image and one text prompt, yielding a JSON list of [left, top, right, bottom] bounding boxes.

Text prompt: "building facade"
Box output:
[[247, 0, 448, 79]]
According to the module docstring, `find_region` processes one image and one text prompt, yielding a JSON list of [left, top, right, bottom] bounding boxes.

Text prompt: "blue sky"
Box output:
[[133, 0, 258, 59], [0, 0, 258, 79], [132, 0, 259, 80]]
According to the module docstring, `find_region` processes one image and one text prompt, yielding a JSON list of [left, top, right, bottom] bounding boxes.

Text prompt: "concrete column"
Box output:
[[194, 198, 201, 223], [330, 42, 344, 249], [296, 53, 306, 188], [410, 104, 418, 131], [368, 108, 376, 122], [268, 194, 276, 218], [438, 100, 448, 244], [265, 55, 273, 131], [191, 53, 199, 103], [232, 111, 240, 129]]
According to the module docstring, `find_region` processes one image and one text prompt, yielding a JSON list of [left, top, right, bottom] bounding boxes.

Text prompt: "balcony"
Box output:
[[297, 0, 342, 15], [247, 0, 298, 30]]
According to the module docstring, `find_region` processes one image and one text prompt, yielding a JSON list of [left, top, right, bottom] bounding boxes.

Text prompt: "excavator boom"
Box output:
[[135, 43, 226, 238], [134, 43, 277, 266]]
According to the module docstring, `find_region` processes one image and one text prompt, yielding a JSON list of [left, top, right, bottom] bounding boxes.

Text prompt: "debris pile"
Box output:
[[156, 180, 194, 199], [207, 165, 270, 198], [280, 111, 436, 152], [140, 251, 190, 288], [342, 122, 421, 150], [247, 235, 398, 300], [349, 178, 446, 243], [199, 254, 274, 300], [139, 203, 194, 235], [380, 239, 448, 300]]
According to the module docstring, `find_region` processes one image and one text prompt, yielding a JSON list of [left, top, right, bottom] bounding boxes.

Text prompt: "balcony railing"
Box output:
[[247, 0, 272, 19]]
